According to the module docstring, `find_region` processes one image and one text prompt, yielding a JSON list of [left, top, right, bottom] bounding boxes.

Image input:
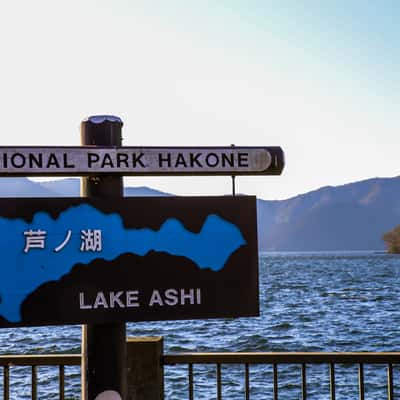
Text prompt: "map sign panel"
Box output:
[[0, 146, 284, 176], [0, 196, 258, 327]]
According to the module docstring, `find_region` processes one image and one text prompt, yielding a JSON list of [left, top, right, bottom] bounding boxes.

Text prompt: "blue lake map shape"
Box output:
[[0, 204, 246, 322]]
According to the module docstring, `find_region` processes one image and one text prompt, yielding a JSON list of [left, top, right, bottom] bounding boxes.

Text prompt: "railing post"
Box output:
[[32, 365, 37, 400], [80, 115, 126, 400], [126, 337, 164, 400], [3, 365, 9, 400]]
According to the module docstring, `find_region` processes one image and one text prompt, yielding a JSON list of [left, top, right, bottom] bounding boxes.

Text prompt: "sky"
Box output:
[[0, 1, 398, 200]]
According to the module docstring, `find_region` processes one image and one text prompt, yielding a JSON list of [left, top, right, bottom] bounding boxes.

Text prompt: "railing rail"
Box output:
[[0, 354, 81, 366], [163, 351, 400, 364], [163, 352, 400, 400]]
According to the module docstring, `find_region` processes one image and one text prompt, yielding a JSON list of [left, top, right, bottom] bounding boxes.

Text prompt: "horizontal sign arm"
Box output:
[[0, 146, 284, 176]]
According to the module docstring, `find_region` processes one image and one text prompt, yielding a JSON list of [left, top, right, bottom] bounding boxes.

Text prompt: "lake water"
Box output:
[[1, 252, 400, 399]]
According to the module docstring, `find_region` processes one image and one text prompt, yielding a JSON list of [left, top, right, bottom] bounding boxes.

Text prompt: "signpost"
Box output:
[[80, 116, 126, 400], [0, 115, 284, 400]]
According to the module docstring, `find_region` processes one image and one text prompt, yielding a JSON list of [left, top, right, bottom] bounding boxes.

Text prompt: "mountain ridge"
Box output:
[[257, 176, 400, 251]]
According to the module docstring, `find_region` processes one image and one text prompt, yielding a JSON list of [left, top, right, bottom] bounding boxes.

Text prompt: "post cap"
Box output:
[[86, 115, 123, 125], [81, 115, 123, 146]]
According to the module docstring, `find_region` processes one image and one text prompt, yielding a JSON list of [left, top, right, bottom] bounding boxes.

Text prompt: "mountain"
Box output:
[[257, 177, 400, 251], [0, 178, 56, 197], [1, 176, 399, 251], [5, 178, 171, 197]]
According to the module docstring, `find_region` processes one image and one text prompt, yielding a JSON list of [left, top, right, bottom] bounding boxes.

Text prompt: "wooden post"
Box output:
[[80, 115, 127, 400], [126, 337, 164, 400]]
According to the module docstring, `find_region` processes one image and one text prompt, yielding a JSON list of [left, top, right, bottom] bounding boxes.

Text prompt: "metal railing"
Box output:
[[163, 352, 400, 400], [0, 354, 81, 400], [1, 351, 399, 399]]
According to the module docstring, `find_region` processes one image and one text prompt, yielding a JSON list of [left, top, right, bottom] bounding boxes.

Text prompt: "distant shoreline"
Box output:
[[259, 250, 390, 256]]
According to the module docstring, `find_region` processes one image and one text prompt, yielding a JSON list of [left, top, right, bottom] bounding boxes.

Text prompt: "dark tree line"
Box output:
[[383, 225, 400, 253]]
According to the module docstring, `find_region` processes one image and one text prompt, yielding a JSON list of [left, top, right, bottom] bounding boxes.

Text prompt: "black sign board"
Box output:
[[0, 196, 258, 327]]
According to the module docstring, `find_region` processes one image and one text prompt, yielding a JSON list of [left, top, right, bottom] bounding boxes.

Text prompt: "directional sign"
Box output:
[[0, 146, 284, 176], [0, 196, 258, 327]]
